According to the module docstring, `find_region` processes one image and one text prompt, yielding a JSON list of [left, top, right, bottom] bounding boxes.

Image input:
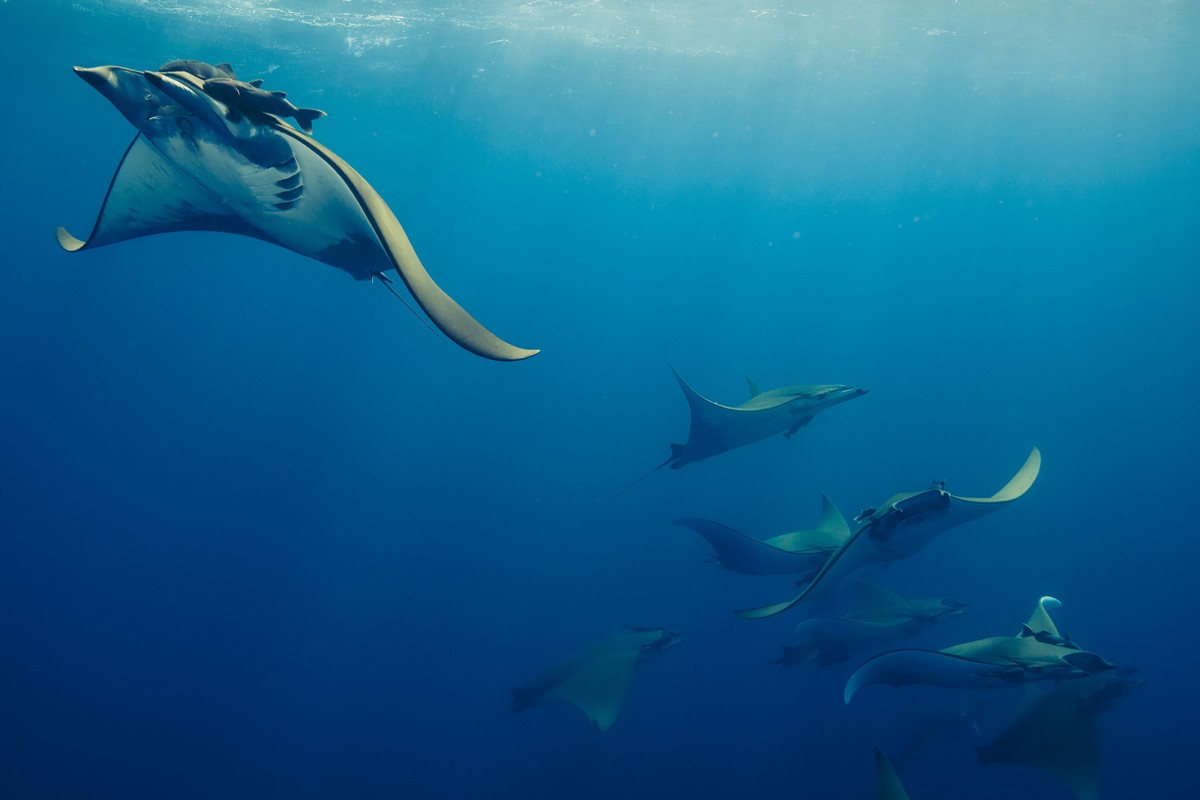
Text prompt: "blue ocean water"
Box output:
[[1, 1, 1197, 797]]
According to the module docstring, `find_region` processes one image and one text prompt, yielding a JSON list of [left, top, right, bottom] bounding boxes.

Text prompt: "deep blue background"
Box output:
[[1, 1, 1197, 798]]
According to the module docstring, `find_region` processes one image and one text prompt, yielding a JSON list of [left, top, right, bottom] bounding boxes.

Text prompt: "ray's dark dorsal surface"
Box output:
[[57, 62, 537, 362]]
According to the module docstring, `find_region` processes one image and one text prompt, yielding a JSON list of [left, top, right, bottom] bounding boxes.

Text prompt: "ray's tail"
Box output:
[[378, 272, 449, 345], [612, 446, 680, 499]]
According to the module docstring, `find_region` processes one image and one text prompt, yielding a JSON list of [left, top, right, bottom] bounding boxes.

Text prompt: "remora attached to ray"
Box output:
[[662, 369, 867, 469], [844, 596, 1116, 702], [57, 63, 537, 362], [676, 493, 851, 576], [510, 626, 682, 731], [772, 581, 967, 668], [736, 447, 1041, 620], [977, 667, 1144, 800], [160, 60, 327, 133]]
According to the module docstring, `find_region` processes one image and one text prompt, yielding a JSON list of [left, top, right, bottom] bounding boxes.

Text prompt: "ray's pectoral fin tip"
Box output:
[[56, 226, 86, 252]]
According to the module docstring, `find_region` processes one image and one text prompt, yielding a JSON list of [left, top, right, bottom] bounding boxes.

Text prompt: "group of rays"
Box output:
[[59, 59, 1140, 799]]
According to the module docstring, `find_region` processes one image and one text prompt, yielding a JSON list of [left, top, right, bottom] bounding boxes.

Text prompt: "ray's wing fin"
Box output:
[[1020, 596, 1063, 638], [875, 748, 913, 800], [763, 493, 852, 553], [845, 649, 1015, 702], [676, 517, 808, 574], [940, 446, 1041, 529], [848, 581, 910, 623], [814, 492, 852, 541], [545, 648, 642, 732], [57, 134, 276, 252], [736, 523, 877, 620], [671, 367, 747, 440], [269, 124, 538, 362], [954, 447, 1042, 505]]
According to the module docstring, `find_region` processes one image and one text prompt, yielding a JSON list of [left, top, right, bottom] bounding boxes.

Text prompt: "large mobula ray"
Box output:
[[510, 626, 682, 731], [977, 667, 1144, 800], [676, 493, 851, 576], [771, 581, 967, 668], [844, 596, 1116, 702], [736, 448, 1041, 620], [57, 62, 537, 362], [663, 369, 867, 469]]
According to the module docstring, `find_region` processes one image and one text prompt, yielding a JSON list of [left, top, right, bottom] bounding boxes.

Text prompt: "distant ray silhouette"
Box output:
[[510, 627, 682, 731], [978, 667, 1144, 800]]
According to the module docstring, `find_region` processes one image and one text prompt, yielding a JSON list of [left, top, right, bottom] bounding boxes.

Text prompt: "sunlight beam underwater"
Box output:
[[56, 61, 538, 362]]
